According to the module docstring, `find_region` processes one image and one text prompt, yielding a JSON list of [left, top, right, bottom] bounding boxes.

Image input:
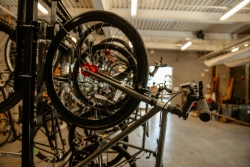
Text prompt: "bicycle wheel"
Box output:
[[0, 73, 22, 113], [33, 106, 70, 163], [69, 144, 137, 167], [68, 111, 129, 165], [0, 112, 11, 147], [77, 22, 133, 54], [73, 43, 136, 111], [0, 19, 22, 113], [0, 18, 15, 72], [45, 10, 148, 130]]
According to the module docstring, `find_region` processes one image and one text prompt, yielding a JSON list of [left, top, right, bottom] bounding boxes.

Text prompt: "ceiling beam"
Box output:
[[110, 9, 250, 24], [137, 30, 245, 41], [91, 0, 105, 10], [145, 42, 217, 51]]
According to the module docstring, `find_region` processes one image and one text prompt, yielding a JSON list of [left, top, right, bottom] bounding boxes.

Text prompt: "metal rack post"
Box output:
[[16, 0, 38, 166]]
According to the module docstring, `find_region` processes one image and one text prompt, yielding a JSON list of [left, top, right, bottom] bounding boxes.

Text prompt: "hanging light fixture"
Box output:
[[38, 3, 48, 14], [231, 47, 239, 52], [181, 41, 192, 51], [220, 0, 250, 20], [131, 0, 138, 16]]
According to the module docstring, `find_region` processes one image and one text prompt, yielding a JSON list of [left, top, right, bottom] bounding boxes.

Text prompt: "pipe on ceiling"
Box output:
[[203, 47, 250, 67], [0, 4, 17, 18], [199, 34, 250, 60], [224, 56, 250, 67]]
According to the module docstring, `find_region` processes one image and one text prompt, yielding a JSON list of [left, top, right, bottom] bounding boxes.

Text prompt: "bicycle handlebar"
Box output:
[[157, 86, 172, 94], [166, 101, 210, 122], [149, 59, 168, 77], [83, 69, 210, 122], [164, 81, 211, 122], [197, 99, 211, 122], [167, 96, 211, 122]]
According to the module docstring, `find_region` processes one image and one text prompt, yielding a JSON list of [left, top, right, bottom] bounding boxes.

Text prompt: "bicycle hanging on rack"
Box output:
[[11, 0, 212, 166], [69, 68, 211, 166], [44, 10, 149, 130]]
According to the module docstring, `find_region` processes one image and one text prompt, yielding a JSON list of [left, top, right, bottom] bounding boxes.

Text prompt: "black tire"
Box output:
[[100, 38, 133, 53], [45, 10, 148, 130], [0, 112, 11, 147], [68, 112, 129, 165], [0, 73, 22, 114], [33, 107, 70, 163], [69, 144, 137, 167], [77, 22, 133, 54], [104, 145, 137, 167], [0, 19, 22, 114], [0, 18, 15, 72], [4, 31, 16, 72]]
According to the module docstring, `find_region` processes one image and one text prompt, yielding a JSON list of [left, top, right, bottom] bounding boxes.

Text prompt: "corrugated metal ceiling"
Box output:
[[0, 0, 249, 52]]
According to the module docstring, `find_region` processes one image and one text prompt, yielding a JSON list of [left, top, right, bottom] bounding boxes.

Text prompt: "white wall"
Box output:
[[147, 49, 230, 106]]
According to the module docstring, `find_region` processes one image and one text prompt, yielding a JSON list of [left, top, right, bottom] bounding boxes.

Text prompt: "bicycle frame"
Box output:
[[74, 70, 181, 167]]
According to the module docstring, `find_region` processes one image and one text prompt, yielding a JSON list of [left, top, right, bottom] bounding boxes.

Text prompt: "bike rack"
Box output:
[[15, 0, 72, 166], [14, 1, 209, 167], [15, 0, 38, 166]]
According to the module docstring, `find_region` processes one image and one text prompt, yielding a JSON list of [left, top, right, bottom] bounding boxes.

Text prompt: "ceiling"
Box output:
[[0, 0, 250, 61]]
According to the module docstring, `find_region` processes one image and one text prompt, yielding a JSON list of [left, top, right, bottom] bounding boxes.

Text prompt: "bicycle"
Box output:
[[69, 68, 211, 167], [43, 8, 149, 130], [50, 63, 208, 167], [134, 58, 172, 139], [66, 60, 171, 166], [0, 18, 73, 166], [12, 1, 211, 167], [0, 100, 71, 165], [68, 120, 133, 166], [0, 19, 22, 113]]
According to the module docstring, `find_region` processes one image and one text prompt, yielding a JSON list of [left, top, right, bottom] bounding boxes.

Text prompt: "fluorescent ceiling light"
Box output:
[[231, 47, 239, 52], [71, 37, 77, 43], [181, 41, 192, 51], [244, 43, 249, 47], [38, 3, 48, 14], [220, 0, 250, 20], [131, 0, 138, 16]]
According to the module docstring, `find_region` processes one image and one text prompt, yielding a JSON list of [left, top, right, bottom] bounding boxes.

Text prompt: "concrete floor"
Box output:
[[0, 110, 250, 167]]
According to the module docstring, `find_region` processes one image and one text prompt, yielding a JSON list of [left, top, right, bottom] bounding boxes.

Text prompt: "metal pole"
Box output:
[[75, 105, 164, 167], [19, 0, 38, 166], [246, 64, 249, 104], [155, 111, 168, 167]]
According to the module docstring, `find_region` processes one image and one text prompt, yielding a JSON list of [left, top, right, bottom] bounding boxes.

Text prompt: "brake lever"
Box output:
[[181, 89, 198, 120]]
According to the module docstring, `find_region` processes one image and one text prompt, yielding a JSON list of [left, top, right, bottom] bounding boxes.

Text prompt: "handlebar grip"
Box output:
[[197, 99, 211, 122], [165, 87, 172, 93], [166, 104, 182, 116]]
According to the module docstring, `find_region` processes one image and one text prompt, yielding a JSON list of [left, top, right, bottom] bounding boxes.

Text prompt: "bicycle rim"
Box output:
[[45, 10, 148, 130], [0, 19, 22, 113]]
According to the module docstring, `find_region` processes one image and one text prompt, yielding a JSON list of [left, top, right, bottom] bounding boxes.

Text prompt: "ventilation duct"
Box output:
[[224, 56, 250, 67], [203, 47, 250, 67]]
